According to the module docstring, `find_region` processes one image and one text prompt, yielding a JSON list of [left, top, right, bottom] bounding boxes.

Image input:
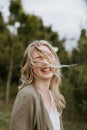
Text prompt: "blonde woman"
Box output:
[[9, 40, 66, 130]]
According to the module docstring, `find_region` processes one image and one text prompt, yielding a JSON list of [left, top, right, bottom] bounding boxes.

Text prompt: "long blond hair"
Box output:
[[19, 40, 66, 113]]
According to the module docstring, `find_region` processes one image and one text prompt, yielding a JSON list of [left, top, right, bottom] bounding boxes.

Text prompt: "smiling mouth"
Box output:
[[41, 67, 51, 72]]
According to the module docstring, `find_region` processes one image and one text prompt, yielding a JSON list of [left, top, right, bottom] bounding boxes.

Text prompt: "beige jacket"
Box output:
[[9, 84, 64, 130]]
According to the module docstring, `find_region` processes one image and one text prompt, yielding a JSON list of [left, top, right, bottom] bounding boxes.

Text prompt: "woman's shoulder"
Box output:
[[12, 84, 38, 114], [13, 84, 38, 108], [18, 84, 36, 96], [16, 84, 39, 100]]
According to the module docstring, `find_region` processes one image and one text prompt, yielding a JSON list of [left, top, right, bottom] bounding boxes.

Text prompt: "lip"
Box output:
[[41, 67, 51, 72]]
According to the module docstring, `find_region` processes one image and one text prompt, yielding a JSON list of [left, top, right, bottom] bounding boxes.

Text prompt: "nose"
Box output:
[[42, 57, 48, 63], [41, 58, 50, 67]]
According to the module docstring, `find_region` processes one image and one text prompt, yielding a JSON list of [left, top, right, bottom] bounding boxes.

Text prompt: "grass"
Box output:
[[63, 118, 87, 130], [0, 100, 12, 130]]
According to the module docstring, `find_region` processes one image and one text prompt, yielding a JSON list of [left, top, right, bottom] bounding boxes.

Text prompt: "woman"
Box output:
[[9, 40, 66, 130]]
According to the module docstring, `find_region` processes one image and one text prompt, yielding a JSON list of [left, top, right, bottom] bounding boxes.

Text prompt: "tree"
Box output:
[[4, 0, 22, 104], [71, 29, 87, 64], [67, 29, 87, 120]]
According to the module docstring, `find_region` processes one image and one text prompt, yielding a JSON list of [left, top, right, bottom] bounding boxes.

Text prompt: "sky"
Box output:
[[0, 0, 87, 51]]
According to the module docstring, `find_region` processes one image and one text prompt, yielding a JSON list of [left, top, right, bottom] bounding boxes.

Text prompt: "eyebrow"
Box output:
[[34, 56, 41, 59], [46, 52, 52, 55]]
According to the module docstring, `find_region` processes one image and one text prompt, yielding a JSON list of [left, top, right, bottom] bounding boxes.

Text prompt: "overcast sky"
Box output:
[[0, 0, 87, 51]]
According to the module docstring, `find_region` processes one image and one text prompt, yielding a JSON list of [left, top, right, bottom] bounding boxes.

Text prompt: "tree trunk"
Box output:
[[5, 48, 13, 105]]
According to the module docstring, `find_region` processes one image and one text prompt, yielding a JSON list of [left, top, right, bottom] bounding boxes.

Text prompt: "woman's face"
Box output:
[[32, 45, 56, 81]]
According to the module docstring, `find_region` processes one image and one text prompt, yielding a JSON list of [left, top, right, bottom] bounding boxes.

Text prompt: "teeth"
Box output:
[[41, 68, 50, 72]]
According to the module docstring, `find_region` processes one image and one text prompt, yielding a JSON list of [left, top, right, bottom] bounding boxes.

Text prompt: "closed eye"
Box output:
[[35, 56, 42, 60]]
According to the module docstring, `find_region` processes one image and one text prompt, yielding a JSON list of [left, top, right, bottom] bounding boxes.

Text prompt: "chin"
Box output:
[[43, 74, 53, 79]]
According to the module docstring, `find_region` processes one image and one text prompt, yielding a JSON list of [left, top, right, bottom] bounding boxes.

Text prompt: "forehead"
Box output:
[[38, 45, 51, 52], [33, 45, 52, 58]]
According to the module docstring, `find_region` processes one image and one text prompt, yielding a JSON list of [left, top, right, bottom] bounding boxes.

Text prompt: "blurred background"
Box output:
[[0, 0, 87, 130]]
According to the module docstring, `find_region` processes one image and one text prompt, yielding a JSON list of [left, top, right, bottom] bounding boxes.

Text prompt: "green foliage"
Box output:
[[0, 12, 6, 32], [12, 41, 24, 82], [63, 118, 87, 130], [10, 0, 22, 15], [79, 100, 87, 116], [0, 13, 12, 81], [0, 100, 11, 130], [68, 29, 87, 120], [9, 0, 23, 25], [68, 64, 87, 118], [72, 29, 87, 64], [61, 79, 76, 119]]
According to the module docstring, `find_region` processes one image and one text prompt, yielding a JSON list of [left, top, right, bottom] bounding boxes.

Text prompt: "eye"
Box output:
[[47, 53, 52, 58], [48, 54, 51, 56], [36, 56, 42, 60]]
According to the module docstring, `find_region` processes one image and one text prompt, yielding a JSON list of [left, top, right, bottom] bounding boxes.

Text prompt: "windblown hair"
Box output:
[[18, 40, 66, 113]]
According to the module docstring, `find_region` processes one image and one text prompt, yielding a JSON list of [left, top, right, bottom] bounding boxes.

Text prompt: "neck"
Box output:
[[34, 79, 50, 94]]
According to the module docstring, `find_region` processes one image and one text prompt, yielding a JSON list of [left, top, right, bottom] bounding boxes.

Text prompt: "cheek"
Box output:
[[32, 68, 36, 74], [51, 68, 56, 74], [32, 67, 40, 74], [50, 56, 56, 65]]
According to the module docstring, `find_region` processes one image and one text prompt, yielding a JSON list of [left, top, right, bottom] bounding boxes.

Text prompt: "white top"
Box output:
[[49, 91, 61, 130]]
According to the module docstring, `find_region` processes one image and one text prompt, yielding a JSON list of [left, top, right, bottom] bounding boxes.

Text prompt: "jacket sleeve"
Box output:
[[9, 92, 35, 130]]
